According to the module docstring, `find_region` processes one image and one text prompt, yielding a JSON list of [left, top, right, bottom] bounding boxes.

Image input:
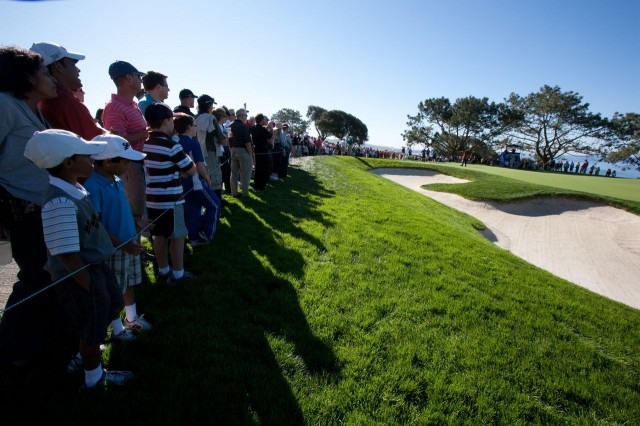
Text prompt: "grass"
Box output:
[[353, 157, 640, 214], [2, 156, 639, 424]]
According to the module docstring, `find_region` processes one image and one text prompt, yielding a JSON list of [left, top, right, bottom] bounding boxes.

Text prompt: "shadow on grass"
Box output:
[[0, 165, 339, 425]]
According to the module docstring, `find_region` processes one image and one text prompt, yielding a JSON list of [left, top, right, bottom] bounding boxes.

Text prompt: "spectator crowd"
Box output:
[[0, 43, 304, 390]]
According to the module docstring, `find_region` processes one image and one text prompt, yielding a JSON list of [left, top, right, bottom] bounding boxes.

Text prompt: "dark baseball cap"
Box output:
[[197, 94, 216, 108], [109, 60, 144, 79], [179, 89, 198, 99], [144, 103, 174, 123]]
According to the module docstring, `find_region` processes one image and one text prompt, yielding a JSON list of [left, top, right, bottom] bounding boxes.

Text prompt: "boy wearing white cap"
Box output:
[[24, 129, 134, 390], [83, 134, 153, 334]]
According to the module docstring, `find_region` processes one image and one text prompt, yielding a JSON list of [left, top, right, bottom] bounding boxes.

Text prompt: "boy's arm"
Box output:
[[58, 253, 91, 292], [196, 161, 210, 186]]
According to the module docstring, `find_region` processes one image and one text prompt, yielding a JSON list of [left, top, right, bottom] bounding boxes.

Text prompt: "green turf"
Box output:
[[433, 162, 640, 202], [2, 156, 639, 424], [352, 157, 640, 214]]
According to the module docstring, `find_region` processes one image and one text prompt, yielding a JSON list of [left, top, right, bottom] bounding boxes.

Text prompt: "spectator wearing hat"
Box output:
[[31, 42, 104, 141], [143, 103, 196, 284], [0, 46, 58, 366], [229, 108, 253, 198], [83, 134, 153, 336], [195, 95, 226, 200], [137, 71, 169, 115], [173, 89, 197, 117], [103, 60, 149, 226], [23, 129, 134, 390]]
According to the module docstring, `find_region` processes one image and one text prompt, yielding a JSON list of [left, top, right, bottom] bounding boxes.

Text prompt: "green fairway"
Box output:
[[433, 162, 640, 202], [3, 156, 639, 424]]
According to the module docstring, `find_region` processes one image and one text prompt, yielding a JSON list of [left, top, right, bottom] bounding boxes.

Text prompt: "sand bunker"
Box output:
[[372, 168, 640, 310]]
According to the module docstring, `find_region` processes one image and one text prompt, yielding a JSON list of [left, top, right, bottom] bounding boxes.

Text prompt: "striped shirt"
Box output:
[[143, 131, 194, 209], [42, 176, 87, 256], [103, 94, 147, 152]]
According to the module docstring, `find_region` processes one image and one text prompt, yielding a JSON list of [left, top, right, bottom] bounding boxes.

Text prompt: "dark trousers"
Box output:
[[271, 143, 283, 177], [253, 148, 271, 190], [184, 186, 221, 241], [279, 147, 290, 179], [0, 190, 55, 364]]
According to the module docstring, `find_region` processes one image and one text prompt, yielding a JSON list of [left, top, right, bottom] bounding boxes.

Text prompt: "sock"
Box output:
[[111, 318, 125, 336], [125, 304, 137, 323], [159, 266, 171, 275], [84, 364, 103, 388], [173, 269, 184, 279]]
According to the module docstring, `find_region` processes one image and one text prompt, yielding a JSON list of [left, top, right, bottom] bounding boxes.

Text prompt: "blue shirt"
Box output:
[[137, 93, 157, 115], [178, 134, 205, 192], [84, 171, 137, 243]]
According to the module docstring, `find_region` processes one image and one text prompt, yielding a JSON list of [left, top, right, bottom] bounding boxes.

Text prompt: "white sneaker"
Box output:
[[111, 329, 136, 342], [81, 369, 134, 390], [124, 314, 153, 332]]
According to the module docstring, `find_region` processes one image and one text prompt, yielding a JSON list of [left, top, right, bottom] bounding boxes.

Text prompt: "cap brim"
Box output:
[[119, 150, 146, 161], [66, 52, 86, 61], [80, 141, 108, 156]]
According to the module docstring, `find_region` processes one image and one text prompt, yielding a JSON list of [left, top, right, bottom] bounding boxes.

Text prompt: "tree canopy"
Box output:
[[403, 96, 515, 158], [603, 112, 640, 170], [506, 85, 609, 166], [271, 108, 308, 135], [306, 106, 368, 144]]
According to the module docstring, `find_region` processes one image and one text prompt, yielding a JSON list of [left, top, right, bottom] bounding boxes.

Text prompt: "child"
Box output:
[[142, 103, 196, 284], [174, 114, 221, 246], [24, 129, 133, 389], [83, 134, 153, 332]]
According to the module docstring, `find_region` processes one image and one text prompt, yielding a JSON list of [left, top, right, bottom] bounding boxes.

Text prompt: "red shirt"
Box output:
[[103, 94, 147, 152], [40, 85, 104, 140]]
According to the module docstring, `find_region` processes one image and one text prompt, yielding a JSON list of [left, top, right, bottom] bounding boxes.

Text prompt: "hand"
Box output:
[[123, 240, 145, 255], [135, 217, 153, 232]]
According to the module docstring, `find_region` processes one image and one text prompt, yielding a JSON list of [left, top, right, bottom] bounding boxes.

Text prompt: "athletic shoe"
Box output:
[[66, 353, 83, 374], [80, 369, 134, 390], [124, 314, 153, 332], [189, 238, 209, 247], [111, 329, 136, 342], [157, 269, 173, 283], [167, 270, 196, 285], [140, 251, 155, 263]]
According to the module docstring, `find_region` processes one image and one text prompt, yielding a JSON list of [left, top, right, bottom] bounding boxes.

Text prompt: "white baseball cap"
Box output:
[[91, 134, 146, 161], [24, 129, 106, 169], [30, 42, 85, 66]]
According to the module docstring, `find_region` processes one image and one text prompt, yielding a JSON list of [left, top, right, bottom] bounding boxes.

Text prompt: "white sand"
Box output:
[[372, 168, 640, 310]]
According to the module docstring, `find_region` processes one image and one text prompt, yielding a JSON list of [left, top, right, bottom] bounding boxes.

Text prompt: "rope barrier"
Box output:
[[0, 187, 194, 317]]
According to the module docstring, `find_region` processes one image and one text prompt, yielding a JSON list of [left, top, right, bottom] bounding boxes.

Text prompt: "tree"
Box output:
[[307, 106, 368, 144], [271, 108, 308, 135], [403, 96, 513, 158], [603, 112, 640, 170], [306, 105, 327, 139], [506, 85, 609, 167]]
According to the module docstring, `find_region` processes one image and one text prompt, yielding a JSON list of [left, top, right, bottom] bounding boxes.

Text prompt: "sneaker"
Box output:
[[167, 270, 196, 285], [140, 251, 155, 263], [189, 238, 209, 247], [124, 314, 153, 332], [81, 369, 134, 390], [66, 353, 83, 374], [111, 329, 136, 342], [157, 269, 173, 283]]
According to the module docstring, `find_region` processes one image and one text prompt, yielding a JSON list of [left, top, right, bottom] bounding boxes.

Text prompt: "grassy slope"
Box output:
[[4, 156, 639, 425]]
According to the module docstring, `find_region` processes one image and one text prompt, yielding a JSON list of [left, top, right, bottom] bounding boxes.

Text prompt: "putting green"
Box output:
[[435, 162, 640, 202]]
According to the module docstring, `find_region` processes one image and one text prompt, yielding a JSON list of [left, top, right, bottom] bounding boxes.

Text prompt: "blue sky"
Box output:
[[1, 0, 639, 152]]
